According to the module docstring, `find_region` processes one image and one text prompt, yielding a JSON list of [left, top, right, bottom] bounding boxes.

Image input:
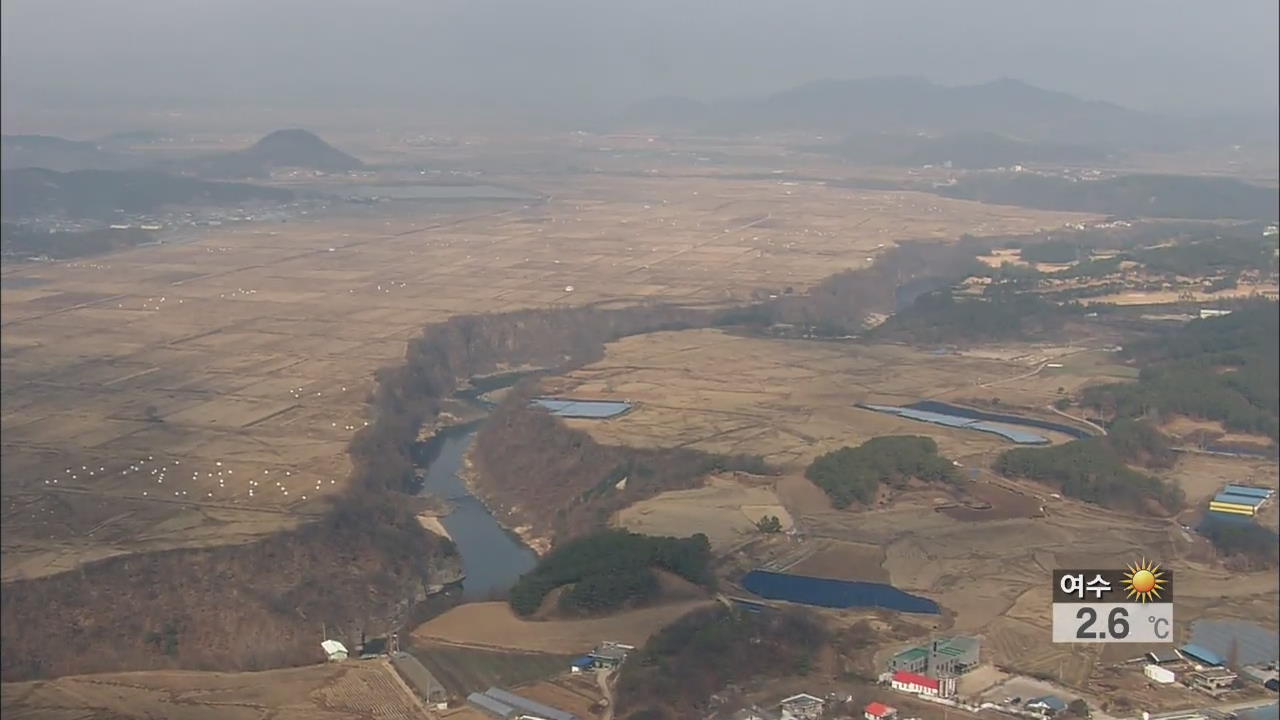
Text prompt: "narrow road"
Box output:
[[596, 668, 616, 720], [978, 361, 1047, 389], [1047, 404, 1107, 436], [1141, 697, 1278, 720]]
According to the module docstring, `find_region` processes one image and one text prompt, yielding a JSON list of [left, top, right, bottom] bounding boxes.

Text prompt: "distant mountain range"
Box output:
[[186, 129, 364, 178], [614, 76, 1276, 148], [0, 168, 294, 220]]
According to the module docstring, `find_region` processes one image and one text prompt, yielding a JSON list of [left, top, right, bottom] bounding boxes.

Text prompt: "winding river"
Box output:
[[414, 424, 537, 600]]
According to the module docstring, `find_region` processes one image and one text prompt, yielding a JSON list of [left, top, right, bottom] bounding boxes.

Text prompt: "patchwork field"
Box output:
[[0, 661, 425, 720], [0, 168, 1086, 580], [533, 325, 1278, 693]]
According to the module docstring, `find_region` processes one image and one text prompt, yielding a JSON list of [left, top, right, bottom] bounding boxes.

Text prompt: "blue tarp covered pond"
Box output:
[[531, 398, 633, 419], [742, 570, 940, 614]]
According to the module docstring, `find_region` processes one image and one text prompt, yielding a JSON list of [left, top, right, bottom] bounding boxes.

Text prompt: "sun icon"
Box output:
[[1122, 559, 1167, 603]]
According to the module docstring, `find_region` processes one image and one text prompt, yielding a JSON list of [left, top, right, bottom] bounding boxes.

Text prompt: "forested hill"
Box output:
[[1082, 301, 1280, 440], [1, 134, 134, 171], [188, 129, 364, 178], [507, 530, 713, 617], [0, 168, 294, 220]]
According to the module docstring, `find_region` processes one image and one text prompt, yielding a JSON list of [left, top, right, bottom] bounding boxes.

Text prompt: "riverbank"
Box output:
[[416, 513, 453, 542], [413, 422, 539, 600], [459, 448, 554, 556]]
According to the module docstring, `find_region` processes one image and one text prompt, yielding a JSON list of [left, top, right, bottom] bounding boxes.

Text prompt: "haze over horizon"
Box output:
[[2, 0, 1277, 125]]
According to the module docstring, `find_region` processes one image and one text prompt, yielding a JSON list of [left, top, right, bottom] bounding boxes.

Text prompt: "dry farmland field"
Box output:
[[537, 328, 1097, 469], [0, 661, 425, 720], [530, 325, 1278, 688], [411, 599, 715, 653], [0, 159, 1088, 581]]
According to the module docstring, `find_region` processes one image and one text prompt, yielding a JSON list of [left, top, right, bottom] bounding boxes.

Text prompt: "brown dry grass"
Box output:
[[0, 661, 422, 720], [510, 677, 604, 719], [613, 473, 791, 550], [1, 163, 1083, 579], [411, 600, 714, 653], [535, 326, 1278, 697], [540, 329, 1099, 471], [783, 539, 888, 582]]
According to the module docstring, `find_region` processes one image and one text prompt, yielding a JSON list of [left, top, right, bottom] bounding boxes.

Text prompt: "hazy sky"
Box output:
[[3, 0, 1277, 118]]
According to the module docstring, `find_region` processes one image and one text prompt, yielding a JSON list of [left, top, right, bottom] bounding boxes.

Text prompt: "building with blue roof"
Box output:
[[1026, 696, 1068, 715], [1180, 643, 1225, 666], [1214, 492, 1267, 507], [1189, 619, 1279, 667], [1223, 485, 1274, 499]]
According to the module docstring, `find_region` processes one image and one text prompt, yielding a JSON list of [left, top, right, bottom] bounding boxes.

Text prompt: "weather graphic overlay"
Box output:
[[1121, 558, 1168, 603], [1052, 561, 1174, 643]]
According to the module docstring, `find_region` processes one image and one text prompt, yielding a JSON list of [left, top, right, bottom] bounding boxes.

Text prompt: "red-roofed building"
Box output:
[[864, 701, 899, 720], [890, 670, 956, 698]]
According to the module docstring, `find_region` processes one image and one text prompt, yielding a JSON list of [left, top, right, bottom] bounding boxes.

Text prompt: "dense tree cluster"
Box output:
[[806, 435, 959, 508], [1019, 238, 1083, 263], [870, 288, 1073, 344], [1082, 302, 1279, 439], [709, 240, 988, 337], [1135, 234, 1278, 277], [507, 530, 714, 617], [618, 606, 825, 719], [1198, 516, 1280, 569], [755, 515, 783, 533], [994, 420, 1183, 514], [1, 168, 293, 220]]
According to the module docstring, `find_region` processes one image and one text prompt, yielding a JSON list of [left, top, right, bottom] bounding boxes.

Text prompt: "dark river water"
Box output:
[[415, 424, 537, 600]]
